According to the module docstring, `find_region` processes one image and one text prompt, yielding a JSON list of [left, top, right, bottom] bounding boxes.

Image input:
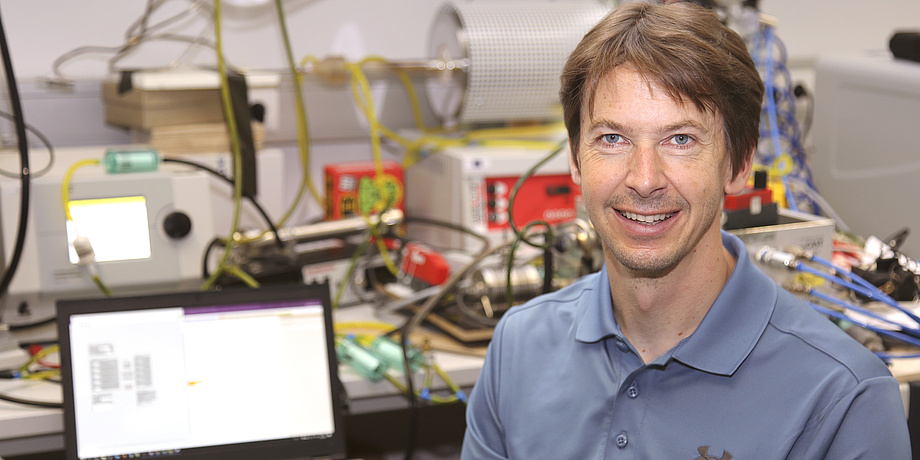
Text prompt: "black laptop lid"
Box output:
[[56, 282, 346, 460]]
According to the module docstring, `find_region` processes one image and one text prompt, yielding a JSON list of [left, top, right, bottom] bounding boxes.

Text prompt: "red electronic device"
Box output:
[[484, 175, 580, 231], [722, 170, 778, 230], [405, 146, 581, 250], [400, 242, 451, 288]]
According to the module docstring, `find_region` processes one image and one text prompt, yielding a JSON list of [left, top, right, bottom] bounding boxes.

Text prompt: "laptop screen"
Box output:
[[56, 283, 346, 460]]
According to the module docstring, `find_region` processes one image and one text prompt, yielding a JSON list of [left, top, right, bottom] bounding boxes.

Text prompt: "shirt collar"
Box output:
[[573, 231, 778, 376], [670, 231, 777, 375], [574, 264, 620, 343]]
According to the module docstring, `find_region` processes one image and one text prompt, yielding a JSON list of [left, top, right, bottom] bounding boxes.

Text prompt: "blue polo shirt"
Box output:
[[461, 231, 910, 459]]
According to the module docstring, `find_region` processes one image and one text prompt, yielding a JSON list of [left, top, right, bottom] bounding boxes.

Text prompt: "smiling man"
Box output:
[[460, 2, 911, 459]]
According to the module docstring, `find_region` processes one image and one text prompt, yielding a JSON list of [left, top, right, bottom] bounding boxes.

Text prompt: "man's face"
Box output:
[[570, 65, 749, 276]]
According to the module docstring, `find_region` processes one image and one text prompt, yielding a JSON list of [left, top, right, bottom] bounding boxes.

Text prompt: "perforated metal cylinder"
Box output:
[[427, 1, 609, 125]]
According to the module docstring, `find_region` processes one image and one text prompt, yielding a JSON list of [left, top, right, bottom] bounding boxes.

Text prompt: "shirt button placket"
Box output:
[[627, 381, 638, 398], [616, 339, 629, 353], [615, 432, 628, 448]]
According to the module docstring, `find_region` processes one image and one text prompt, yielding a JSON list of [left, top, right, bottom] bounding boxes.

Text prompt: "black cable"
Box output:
[[455, 293, 500, 327], [6, 315, 56, 331], [793, 83, 814, 142], [0, 369, 63, 408], [404, 215, 490, 254], [377, 216, 496, 460], [202, 237, 225, 279], [161, 157, 283, 248], [0, 391, 62, 409], [0, 5, 32, 322], [542, 232, 554, 294], [400, 331, 417, 460], [0, 110, 54, 179]]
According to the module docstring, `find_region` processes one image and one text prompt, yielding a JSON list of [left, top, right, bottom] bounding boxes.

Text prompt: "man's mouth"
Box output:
[[619, 210, 675, 225]]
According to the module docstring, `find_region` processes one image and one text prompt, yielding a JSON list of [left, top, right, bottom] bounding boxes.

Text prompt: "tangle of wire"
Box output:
[[746, 22, 820, 215], [0, 345, 63, 409], [0, 110, 55, 179], [781, 249, 920, 361], [51, 0, 216, 82]]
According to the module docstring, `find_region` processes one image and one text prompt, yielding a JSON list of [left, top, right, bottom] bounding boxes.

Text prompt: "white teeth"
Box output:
[[621, 211, 674, 224]]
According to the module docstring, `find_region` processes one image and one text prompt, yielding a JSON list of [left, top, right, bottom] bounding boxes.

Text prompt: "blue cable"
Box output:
[[806, 253, 881, 293], [801, 254, 920, 329], [794, 262, 920, 325], [746, 23, 823, 213], [779, 250, 920, 338], [781, 176, 798, 211], [808, 288, 915, 333], [809, 302, 920, 350], [763, 26, 783, 165]]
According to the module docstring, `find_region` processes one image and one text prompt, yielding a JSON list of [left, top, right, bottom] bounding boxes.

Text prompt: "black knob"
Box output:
[[163, 212, 192, 239]]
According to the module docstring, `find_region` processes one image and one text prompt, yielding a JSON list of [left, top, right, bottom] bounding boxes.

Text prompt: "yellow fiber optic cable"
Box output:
[[61, 159, 113, 296], [348, 60, 385, 176], [277, 2, 323, 220], [61, 159, 100, 222], [201, 0, 247, 291]]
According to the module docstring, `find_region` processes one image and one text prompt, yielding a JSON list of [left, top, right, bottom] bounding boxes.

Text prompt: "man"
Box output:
[[461, 2, 911, 459]]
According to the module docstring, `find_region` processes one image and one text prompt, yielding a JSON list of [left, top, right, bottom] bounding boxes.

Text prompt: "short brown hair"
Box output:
[[560, 1, 764, 178]]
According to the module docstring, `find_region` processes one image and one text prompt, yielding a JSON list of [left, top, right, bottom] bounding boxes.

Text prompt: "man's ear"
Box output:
[[725, 151, 753, 195], [569, 140, 582, 185]]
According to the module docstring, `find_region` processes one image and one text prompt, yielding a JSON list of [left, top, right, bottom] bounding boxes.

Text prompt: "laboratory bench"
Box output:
[[0, 304, 485, 459], [6, 307, 920, 458]]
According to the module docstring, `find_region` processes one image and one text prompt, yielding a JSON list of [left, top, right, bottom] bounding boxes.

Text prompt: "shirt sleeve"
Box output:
[[460, 319, 509, 460], [809, 375, 911, 458]]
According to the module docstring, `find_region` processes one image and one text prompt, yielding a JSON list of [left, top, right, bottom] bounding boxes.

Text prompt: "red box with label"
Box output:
[[325, 161, 404, 220]]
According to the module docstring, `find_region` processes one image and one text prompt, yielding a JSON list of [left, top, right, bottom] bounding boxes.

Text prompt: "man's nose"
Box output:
[[624, 144, 667, 197]]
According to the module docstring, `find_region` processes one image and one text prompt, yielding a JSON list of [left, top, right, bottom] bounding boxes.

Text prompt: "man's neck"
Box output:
[[607, 234, 736, 364]]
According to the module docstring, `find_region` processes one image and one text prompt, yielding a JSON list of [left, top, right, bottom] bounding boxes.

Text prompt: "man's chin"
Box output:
[[609, 248, 681, 278]]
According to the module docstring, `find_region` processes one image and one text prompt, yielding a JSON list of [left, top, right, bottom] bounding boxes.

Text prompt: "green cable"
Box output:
[[200, 0, 246, 291]]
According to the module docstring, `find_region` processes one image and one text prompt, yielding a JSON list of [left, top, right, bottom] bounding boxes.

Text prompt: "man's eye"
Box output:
[[601, 134, 622, 144], [672, 134, 691, 145]]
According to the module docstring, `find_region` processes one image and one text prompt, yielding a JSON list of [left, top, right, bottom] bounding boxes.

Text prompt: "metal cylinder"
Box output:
[[469, 264, 543, 308], [426, 1, 609, 125]]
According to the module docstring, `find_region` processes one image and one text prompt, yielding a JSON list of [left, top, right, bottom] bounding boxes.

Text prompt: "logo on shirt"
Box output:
[[695, 446, 732, 460]]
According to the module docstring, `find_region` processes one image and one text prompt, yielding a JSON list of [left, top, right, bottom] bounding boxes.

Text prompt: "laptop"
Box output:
[[56, 282, 348, 460]]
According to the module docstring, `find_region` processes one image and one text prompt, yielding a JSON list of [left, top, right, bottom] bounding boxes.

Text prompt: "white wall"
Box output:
[[0, 0, 917, 224], [1, 1, 917, 83], [759, 0, 920, 90], [761, 0, 920, 63], [0, 0, 443, 81]]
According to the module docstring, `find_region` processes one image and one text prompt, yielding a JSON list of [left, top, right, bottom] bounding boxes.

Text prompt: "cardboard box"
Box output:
[[102, 81, 224, 129]]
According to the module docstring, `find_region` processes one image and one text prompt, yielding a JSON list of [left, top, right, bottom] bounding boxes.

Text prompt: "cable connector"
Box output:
[[756, 246, 798, 270], [71, 236, 96, 266], [785, 245, 813, 260], [781, 280, 810, 295], [419, 388, 432, 401]]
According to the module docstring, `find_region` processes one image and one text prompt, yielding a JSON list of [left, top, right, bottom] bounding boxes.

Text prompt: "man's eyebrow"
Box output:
[[585, 119, 627, 133], [660, 120, 708, 133], [584, 119, 709, 134]]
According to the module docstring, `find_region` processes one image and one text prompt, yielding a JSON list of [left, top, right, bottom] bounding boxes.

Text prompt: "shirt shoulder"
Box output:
[[766, 287, 894, 382], [499, 271, 596, 320]]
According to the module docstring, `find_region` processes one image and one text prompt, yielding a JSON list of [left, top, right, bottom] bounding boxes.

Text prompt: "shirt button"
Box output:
[[627, 382, 639, 398], [616, 339, 629, 352], [616, 432, 628, 448]]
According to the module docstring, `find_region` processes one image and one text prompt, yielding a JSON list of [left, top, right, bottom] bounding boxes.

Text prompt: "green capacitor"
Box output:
[[369, 336, 423, 373], [336, 337, 387, 381], [103, 149, 159, 173]]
